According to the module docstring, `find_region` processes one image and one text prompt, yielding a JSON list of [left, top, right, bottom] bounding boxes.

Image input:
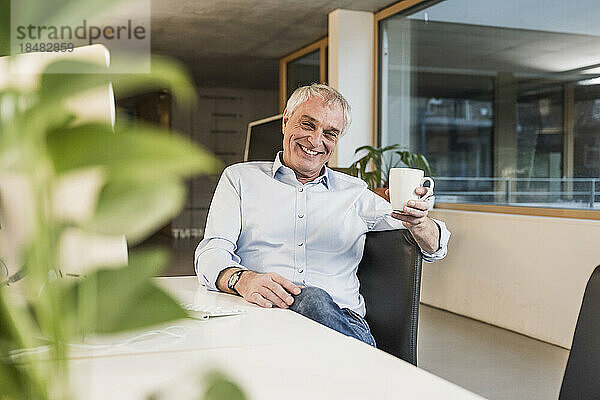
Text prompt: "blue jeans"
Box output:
[[289, 286, 376, 347]]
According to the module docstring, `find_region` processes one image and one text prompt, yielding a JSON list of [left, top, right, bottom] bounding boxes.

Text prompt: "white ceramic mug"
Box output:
[[389, 168, 434, 212]]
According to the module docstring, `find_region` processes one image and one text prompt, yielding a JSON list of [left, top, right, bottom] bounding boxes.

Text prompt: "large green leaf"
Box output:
[[87, 179, 185, 244], [116, 283, 187, 334], [39, 58, 196, 107], [353, 145, 379, 154], [203, 371, 247, 400], [0, 0, 9, 56], [0, 364, 38, 400], [66, 249, 187, 335], [386, 144, 402, 151], [47, 120, 222, 182], [0, 290, 48, 400]]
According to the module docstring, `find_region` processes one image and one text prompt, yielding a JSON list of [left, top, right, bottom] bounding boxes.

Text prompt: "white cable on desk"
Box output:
[[71, 325, 187, 356], [9, 345, 51, 359], [9, 326, 188, 360]]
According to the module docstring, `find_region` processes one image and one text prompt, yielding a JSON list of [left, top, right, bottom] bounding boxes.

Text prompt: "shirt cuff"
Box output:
[[194, 249, 246, 291], [420, 218, 450, 262]]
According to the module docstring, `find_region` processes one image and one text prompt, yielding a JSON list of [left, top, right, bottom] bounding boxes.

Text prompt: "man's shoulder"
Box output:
[[219, 162, 274, 190], [224, 161, 273, 176], [328, 168, 368, 190]]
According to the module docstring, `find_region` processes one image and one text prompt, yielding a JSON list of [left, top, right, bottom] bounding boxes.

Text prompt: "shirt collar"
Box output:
[[271, 151, 285, 177], [272, 152, 330, 190]]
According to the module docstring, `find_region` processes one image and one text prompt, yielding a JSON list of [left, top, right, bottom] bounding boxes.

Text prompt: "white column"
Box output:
[[328, 9, 374, 167]]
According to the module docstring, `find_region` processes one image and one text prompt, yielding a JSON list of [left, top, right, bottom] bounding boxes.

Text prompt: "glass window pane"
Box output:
[[515, 84, 564, 205], [379, 0, 600, 209], [414, 73, 495, 202], [574, 85, 600, 178], [286, 50, 320, 100]]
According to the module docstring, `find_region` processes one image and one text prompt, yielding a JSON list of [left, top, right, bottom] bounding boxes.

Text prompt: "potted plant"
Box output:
[[348, 144, 432, 198], [0, 3, 244, 399]]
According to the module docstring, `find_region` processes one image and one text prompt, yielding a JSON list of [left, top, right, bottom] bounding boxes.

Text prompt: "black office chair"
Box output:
[[558, 265, 600, 400], [357, 229, 423, 365]]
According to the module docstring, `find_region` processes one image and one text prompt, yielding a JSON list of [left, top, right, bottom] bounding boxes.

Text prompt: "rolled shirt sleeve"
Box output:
[[194, 167, 247, 290]]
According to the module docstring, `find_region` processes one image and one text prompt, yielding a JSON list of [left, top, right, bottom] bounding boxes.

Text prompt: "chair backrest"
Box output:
[[357, 229, 423, 365], [559, 265, 600, 400]]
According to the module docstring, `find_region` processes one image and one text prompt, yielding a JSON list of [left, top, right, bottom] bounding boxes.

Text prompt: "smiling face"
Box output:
[[281, 97, 345, 184]]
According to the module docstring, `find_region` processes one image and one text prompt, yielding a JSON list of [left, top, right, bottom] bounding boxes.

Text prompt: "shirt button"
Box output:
[[298, 187, 304, 192], [298, 242, 304, 247], [298, 213, 304, 218], [299, 268, 304, 273]]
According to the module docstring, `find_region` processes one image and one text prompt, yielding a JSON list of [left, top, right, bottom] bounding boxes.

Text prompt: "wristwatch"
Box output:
[[227, 270, 245, 294]]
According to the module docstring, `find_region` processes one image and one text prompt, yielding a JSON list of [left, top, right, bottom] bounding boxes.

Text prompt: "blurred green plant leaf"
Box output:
[[40, 58, 196, 107], [87, 179, 184, 244], [202, 371, 247, 400], [47, 120, 222, 182], [66, 249, 186, 334], [0, 0, 9, 56], [0, 291, 48, 400], [0, 363, 40, 400], [1, 1, 234, 395]]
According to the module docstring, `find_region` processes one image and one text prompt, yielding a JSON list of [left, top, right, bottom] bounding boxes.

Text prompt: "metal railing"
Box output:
[[433, 177, 600, 209]]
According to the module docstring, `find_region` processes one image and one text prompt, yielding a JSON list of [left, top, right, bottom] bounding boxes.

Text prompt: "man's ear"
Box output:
[[282, 110, 289, 134]]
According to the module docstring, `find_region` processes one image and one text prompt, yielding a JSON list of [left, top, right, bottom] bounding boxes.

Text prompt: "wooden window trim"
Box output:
[[279, 37, 328, 112], [372, 0, 431, 146], [374, 0, 432, 22], [434, 202, 600, 221]]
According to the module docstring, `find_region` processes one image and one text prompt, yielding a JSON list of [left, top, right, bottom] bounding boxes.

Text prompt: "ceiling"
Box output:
[[150, 0, 395, 90], [150, 0, 600, 92], [410, 21, 600, 75], [383, 18, 600, 100]]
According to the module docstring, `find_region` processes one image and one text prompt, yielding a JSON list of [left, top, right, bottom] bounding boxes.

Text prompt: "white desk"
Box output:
[[71, 277, 486, 399]]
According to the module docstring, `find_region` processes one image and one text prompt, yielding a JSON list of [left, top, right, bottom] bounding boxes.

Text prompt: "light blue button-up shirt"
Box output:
[[195, 153, 450, 316]]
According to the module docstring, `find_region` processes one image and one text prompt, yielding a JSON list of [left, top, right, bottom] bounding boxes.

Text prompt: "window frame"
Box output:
[[279, 37, 328, 113], [374, 0, 600, 220]]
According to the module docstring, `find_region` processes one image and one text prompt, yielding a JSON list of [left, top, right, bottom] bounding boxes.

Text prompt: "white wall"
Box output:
[[425, 209, 600, 348], [328, 9, 374, 167]]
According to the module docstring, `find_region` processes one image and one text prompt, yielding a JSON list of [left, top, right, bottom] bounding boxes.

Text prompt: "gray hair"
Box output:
[[284, 83, 352, 137]]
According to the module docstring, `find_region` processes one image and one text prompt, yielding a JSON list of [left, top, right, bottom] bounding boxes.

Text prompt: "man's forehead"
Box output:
[[295, 98, 344, 128], [299, 96, 342, 111], [299, 114, 342, 131]]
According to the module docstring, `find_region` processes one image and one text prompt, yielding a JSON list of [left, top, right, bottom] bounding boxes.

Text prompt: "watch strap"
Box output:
[[227, 269, 245, 294]]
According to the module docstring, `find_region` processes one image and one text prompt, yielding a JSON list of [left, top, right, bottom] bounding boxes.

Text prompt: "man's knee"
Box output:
[[290, 286, 337, 320]]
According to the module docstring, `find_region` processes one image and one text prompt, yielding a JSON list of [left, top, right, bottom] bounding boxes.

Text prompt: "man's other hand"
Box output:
[[386, 187, 440, 254], [388, 186, 431, 228], [236, 271, 302, 309]]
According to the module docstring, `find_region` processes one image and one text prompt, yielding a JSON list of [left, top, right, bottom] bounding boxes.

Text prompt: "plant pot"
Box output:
[[373, 187, 389, 201]]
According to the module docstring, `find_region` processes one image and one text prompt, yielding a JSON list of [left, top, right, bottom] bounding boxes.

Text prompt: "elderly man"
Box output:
[[195, 84, 450, 346]]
